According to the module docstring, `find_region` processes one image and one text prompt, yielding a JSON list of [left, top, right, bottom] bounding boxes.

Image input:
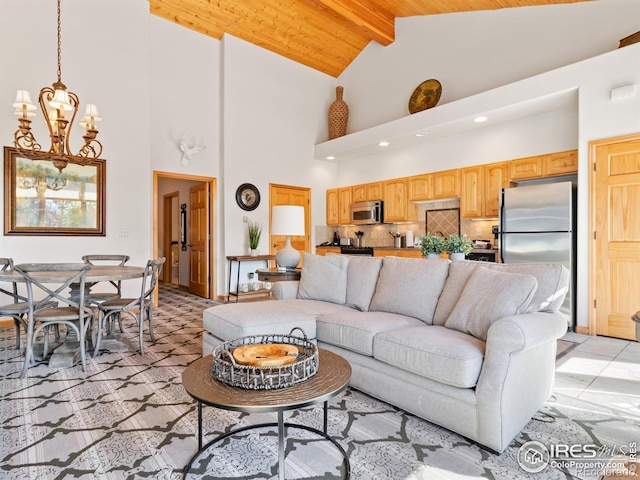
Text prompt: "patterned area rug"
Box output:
[[1, 284, 638, 479]]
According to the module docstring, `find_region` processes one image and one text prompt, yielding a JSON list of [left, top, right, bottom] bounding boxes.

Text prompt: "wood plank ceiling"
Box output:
[[150, 0, 591, 77]]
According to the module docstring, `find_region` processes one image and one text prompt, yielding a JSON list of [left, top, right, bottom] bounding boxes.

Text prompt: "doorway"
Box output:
[[154, 172, 216, 300], [269, 184, 312, 265]]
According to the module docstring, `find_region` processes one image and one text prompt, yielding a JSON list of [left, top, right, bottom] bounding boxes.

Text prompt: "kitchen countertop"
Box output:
[[316, 245, 497, 254]]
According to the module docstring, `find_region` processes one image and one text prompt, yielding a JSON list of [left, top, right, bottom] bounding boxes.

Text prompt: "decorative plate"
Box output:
[[408, 79, 442, 114], [235, 183, 260, 211]]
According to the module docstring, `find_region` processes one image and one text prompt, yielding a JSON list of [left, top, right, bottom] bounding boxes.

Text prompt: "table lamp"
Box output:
[[271, 205, 305, 270]]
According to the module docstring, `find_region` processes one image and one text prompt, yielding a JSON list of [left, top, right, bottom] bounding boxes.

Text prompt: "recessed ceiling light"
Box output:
[[474, 116, 488, 123], [326, 155, 335, 160], [415, 132, 427, 137], [379, 141, 390, 147]]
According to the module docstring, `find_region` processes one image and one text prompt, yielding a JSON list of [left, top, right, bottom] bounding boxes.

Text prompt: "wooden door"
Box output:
[[326, 188, 339, 226], [510, 155, 543, 180], [592, 135, 640, 339], [337, 187, 352, 225], [188, 183, 210, 297], [483, 162, 509, 217], [270, 184, 311, 266], [383, 178, 409, 222], [432, 169, 460, 199], [408, 174, 433, 202]]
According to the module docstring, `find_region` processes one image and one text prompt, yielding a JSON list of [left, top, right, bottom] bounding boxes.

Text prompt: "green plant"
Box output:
[[444, 234, 474, 255], [247, 220, 262, 249], [419, 233, 446, 256]]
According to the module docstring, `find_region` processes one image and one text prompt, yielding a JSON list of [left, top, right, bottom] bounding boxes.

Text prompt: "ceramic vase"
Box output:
[[250, 248, 259, 257], [450, 252, 465, 261], [328, 86, 349, 139], [427, 253, 439, 259]]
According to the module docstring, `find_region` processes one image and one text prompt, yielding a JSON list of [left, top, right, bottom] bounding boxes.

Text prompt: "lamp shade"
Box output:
[[271, 206, 305, 236]]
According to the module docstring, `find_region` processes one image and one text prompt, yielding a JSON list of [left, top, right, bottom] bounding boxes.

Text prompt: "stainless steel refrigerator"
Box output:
[[499, 181, 575, 327]]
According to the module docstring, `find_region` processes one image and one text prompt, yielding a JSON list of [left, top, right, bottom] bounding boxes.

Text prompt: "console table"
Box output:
[[256, 268, 301, 282], [226, 255, 275, 302]]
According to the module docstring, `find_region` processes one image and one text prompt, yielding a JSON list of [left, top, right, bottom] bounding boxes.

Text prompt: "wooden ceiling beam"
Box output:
[[308, 0, 395, 46]]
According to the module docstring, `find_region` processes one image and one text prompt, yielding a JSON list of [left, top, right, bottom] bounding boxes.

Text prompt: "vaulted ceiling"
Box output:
[[149, 0, 591, 77]]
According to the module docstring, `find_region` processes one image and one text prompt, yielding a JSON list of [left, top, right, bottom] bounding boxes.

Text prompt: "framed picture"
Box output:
[[4, 146, 105, 236]]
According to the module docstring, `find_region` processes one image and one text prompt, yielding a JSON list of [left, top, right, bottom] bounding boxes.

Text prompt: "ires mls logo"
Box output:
[[517, 441, 550, 473]]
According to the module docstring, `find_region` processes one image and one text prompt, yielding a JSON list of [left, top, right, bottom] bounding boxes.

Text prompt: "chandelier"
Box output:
[[12, 0, 103, 172]]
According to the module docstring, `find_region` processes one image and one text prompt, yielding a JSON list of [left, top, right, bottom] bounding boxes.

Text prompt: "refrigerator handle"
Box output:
[[499, 188, 505, 263]]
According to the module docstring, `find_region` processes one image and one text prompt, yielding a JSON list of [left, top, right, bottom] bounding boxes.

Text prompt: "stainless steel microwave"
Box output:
[[350, 200, 384, 225]]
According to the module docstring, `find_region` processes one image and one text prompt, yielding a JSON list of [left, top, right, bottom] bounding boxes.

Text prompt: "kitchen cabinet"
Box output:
[[326, 187, 352, 226], [338, 187, 352, 225], [408, 174, 433, 202], [509, 150, 577, 181], [460, 166, 483, 218], [374, 248, 423, 258], [510, 155, 543, 180], [316, 246, 341, 256], [352, 181, 383, 203], [483, 162, 509, 217], [545, 150, 577, 176], [461, 162, 508, 219], [383, 178, 416, 223], [432, 169, 460, 199], [326, 188, 339, 226]]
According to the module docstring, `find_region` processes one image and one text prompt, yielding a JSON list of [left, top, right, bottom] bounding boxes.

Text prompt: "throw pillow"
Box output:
[[444, 267, 538, 340], [345, 255, 383, 312], [297, 252, 348, 305], [369, 257, 449, 324]]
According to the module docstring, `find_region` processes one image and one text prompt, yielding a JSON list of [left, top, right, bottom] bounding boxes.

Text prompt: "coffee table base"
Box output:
[[183, 402, 350, 480]]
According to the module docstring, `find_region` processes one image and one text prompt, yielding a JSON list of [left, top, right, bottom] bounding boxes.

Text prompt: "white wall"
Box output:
[[340, 0, 640, 132], [0, 0, 151, 296], [221, 35, 336, 259]]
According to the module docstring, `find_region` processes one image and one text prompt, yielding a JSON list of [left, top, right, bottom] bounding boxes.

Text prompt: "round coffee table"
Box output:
[[182, 348, 352, 479]]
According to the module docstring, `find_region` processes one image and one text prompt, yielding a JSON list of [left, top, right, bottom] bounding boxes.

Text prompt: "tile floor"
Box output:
[[556, 332, 640, 418]]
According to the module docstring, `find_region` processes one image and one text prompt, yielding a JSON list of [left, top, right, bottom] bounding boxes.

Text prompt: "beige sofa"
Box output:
[[202, 253, 569, 452]]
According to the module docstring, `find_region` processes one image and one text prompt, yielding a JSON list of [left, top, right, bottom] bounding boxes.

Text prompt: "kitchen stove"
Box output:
[[340, 246, 374, 256]]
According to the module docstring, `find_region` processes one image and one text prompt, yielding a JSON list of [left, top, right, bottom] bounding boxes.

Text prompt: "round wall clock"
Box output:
[[235, 183, 260, 211]]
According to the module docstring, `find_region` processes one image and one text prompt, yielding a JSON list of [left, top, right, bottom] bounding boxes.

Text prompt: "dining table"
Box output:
[[0, 264, 146, 369]]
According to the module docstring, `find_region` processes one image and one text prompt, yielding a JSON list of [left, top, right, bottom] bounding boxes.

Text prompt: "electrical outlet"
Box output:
[[475, 227, 482, 237], [119, 228, 129, 237], [243, 216, 248, 223]]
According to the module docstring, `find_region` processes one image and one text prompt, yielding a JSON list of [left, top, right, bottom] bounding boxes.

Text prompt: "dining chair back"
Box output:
[[81, 254, 131, 305], [14, 263, 93, 378], [94, 257, 165, 357], [0, 258, 29, 349]]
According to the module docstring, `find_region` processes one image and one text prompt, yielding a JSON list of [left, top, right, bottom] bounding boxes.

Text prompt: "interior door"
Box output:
[[269, 184, 311, 266], [189, 182, 210, 297], [592, 135, 640, 339]]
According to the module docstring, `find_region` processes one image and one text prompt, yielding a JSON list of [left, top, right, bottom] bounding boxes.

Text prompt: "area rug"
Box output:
[[1, 285, 638, 479]]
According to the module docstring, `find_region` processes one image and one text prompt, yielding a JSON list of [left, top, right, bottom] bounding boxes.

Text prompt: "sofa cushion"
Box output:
[[373, 325, 486, 388], [297, 253, 348, 305], [317, 310, 425, 356], [444, 267, 538, 340], [345, 256, 383, 312], [369, 257, 449, 324], [202, 299, 354, 343], [433, 260, 570, 325]]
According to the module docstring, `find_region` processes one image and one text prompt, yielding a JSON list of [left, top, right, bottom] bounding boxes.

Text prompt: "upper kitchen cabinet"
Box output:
[[483, 162, 509, 217], [383, 177, 416, 222], [408, 174, 433, 202], [432, 169, 460, 200], [352, 181, 383, 203], [326, 187, 353, 225], [338, 187, 352, 225], [509, 149, 577, 181], [509, 154, 543, 180], [460, 166, 483, 218], [461, 162, 508, 219], [326, 188, 339, 225], [545, 150, 578, 176]]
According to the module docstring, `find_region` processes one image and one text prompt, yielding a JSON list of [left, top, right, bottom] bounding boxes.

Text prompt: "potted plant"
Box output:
[[445, 234, 474, 261], [419, 233, 446, 259], [247, 220, 262, 256]]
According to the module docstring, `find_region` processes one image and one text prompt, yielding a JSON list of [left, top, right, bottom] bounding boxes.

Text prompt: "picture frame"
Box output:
[[4, 146, 106, 236]]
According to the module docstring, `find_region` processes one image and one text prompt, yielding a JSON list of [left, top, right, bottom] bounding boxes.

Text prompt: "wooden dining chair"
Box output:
[[93, 257, 165, 357], [81, 254, 130, 304], [14, 263, 93, 378], [0, 258, 59, 350]]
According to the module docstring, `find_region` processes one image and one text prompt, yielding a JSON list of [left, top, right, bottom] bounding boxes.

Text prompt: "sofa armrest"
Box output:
[[272, 281, 300, 300], [475, 311, 568, 451]]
